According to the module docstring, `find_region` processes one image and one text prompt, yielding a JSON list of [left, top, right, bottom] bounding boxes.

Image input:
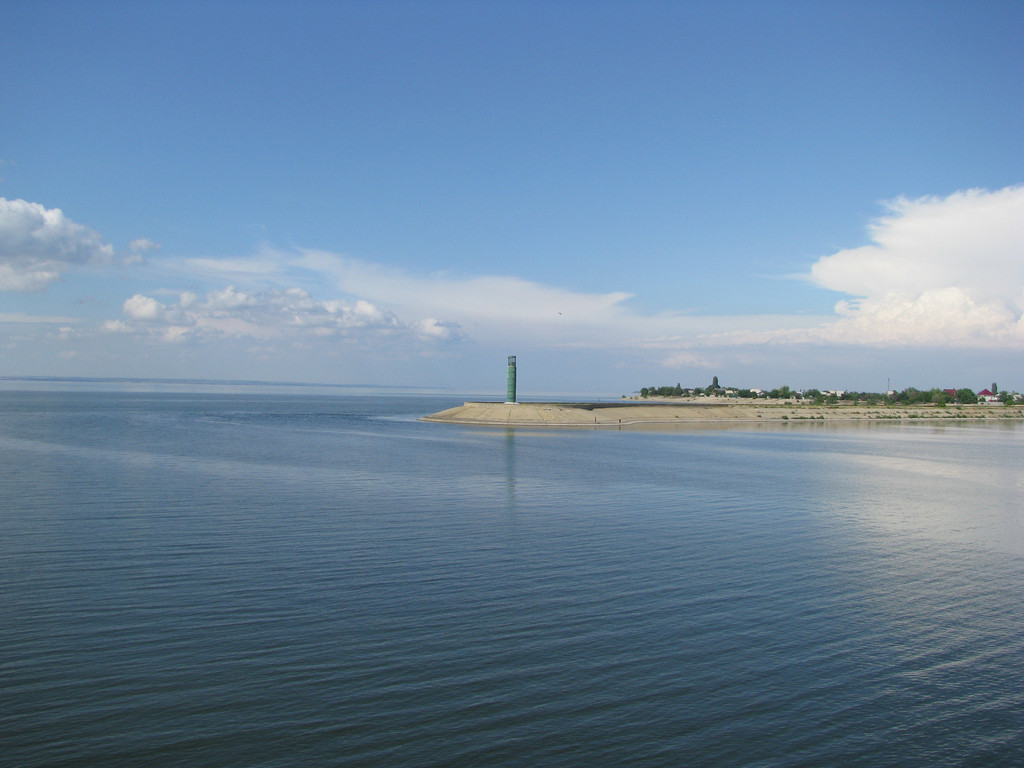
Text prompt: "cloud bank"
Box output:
[[6, 186, 1023, 387], [795, 186, 1024, 348], [292, 249, 637, 341], [0, 198, 115, 291], [105, 186, 1024, 368], [104, 286, 424, 344]]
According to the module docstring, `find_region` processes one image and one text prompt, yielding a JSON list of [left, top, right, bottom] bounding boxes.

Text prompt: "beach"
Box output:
[[423, 399, 1024, 427]]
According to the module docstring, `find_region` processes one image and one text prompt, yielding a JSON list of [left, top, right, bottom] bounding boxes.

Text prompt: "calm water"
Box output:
[[2, 390, 1023, 767]]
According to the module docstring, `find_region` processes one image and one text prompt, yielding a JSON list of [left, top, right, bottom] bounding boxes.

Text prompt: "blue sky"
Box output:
[[3, 0, 1023, 395]]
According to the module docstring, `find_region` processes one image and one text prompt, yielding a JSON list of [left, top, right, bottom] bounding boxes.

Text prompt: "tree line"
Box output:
[[636, 380, 1020, 405]]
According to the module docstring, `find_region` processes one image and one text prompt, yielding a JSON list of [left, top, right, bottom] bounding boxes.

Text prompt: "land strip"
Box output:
[[422, 400, 1024, 428]]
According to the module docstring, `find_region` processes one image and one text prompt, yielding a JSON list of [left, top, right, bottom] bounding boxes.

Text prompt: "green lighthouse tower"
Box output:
[[506, 356, 517, 404]]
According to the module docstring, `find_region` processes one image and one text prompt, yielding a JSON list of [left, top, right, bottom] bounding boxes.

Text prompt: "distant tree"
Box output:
[[640, 387, 650, 398], [955, 388, 978, 405], [712, 376, 720, 389], [999, 392, 1014, 405], [895, 387, 929, 405]]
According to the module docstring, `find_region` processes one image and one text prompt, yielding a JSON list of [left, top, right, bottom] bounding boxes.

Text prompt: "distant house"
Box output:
[[977, 388, 1000, 403]]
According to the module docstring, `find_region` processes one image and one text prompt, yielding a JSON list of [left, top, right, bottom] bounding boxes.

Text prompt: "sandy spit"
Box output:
[[421, 401, 1024, 428]]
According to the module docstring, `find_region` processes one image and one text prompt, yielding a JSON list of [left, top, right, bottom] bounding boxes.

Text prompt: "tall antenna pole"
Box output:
[[506, 356, 517, 404]]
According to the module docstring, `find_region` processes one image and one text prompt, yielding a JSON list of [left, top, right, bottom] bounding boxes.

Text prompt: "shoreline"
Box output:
[[421, 400, 1024, 428]]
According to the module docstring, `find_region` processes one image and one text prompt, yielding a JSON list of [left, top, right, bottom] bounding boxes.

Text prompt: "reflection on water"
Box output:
[[791, 425, 1024, 556], [503, 428, 517, 509]]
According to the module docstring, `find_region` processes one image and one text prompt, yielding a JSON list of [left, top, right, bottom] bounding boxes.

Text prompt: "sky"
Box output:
[[2, 0, 1023, 396]]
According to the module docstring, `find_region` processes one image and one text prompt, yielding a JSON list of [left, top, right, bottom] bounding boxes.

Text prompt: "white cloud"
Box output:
[[412, 318, 461, 341], [107, 285, 406, 344], [129, 238, 160, 254], [293, 249, 634, 332], [205, 285, 262, 311], [0, 198, 115, 291], [124, 237, 160, 265], [796, 186, 1024, 348], [123, 294, 169, 321]]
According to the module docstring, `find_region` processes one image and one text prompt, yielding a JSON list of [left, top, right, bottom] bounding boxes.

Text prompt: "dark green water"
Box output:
[[2, 391, 1023, 766]]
